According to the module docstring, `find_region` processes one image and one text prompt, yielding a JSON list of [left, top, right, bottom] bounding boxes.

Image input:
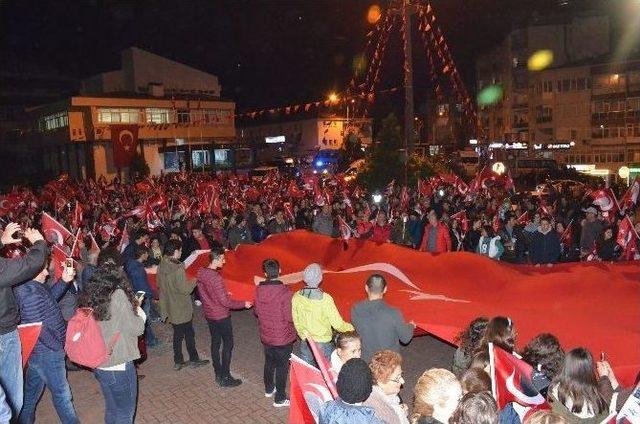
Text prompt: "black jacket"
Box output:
[[0, 240, 48, 334]]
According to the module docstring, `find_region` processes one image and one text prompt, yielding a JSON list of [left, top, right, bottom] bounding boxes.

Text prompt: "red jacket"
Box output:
[[196, 267, 245, 321], [254, 279, 296, 347], [419, 222, 452, 253], [371, 224, 392, 243]]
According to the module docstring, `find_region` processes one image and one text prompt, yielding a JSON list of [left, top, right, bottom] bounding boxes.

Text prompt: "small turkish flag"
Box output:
[[111, 125, 139, 167]]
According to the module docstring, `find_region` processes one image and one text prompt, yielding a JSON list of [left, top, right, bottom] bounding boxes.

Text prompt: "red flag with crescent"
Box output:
[[111, 125, 139, 167], [41, 212, 74, 247]]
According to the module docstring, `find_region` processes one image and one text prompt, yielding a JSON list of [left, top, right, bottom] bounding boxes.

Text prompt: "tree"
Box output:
[[341, 132, 365, 166], [356, 114, 404, 191], [129, 153, 150, 179]]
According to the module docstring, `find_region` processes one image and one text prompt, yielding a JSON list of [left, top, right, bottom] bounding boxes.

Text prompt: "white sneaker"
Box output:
[[194, 300, 202, 306], [273, 399, 290, 408], [265, 388, 276, 398]]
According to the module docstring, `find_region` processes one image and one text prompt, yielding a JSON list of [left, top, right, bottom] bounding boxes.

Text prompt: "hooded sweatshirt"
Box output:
[[292, 289, 354, 342]]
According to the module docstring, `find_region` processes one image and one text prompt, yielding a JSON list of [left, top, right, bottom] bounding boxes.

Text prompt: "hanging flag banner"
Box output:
[[111, 125, 139, 168]]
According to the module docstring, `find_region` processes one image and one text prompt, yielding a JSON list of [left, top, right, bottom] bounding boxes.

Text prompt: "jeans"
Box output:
[[94, 361, 137, 424], [299, 340, 334, 368], [142, 299, 157, 346], [19, 348, 79, 424], [172, 320, 199, 364], [263, 343, 294, 403], [0, 329, 23, 418], [207, 317, 234, 379]]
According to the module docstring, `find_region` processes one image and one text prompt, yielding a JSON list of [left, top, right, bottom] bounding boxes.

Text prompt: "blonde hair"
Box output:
[[411, 368, 460, 423], [523, 410, 568, 424]]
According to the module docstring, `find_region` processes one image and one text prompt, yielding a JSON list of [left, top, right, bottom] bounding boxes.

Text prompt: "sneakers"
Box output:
[[264, 388, 276, 398], [189, 359, 210, 368], [273, 399, 290, 408], [218, 376, 242, 387], [174, 362, 187, 371]]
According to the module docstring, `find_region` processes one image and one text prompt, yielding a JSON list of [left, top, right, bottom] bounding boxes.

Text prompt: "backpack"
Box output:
[[65, 307, 120, 369]]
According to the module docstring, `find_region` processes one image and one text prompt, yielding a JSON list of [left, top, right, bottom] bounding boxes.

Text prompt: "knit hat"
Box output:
[[303, 263, 323, 288], [336, 358, 373, 404]]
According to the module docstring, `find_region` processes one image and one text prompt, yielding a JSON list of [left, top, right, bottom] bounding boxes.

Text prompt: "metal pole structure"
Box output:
[[401, 0, 415, 185]]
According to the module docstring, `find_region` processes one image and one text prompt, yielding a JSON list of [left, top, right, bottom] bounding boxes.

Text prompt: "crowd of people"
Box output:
[[0, 169, 637, 423]]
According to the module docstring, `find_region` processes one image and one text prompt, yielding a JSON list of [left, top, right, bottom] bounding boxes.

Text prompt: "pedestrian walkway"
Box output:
[[36, 307, 454, 423]]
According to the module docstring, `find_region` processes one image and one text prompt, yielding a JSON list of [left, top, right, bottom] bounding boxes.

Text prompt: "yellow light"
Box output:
[[328, 93, 339, 103], [492, 161, 506, 175], [618, 166, 630, 179], [527, 50, 554, 71], [367, 5, 382, 24]]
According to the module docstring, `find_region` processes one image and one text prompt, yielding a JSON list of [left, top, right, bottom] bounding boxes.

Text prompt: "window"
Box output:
[[562, 79, 570, 91], [40, 111, 68, 131], [177, 109, 190, 123], [97, 108, 142, 123], [145, 108, 172, 124], [543, 81, 553, 93], [577, 78, 586, 90], [191, 150, 210, 168]]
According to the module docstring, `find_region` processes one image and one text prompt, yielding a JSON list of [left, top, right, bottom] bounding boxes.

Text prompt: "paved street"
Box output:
[[36, 306, 455, 423]]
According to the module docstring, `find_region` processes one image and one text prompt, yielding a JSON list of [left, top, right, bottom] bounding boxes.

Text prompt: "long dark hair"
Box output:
[[455, 317, 489, 358], [476, 316, 516, 354], [551, 348, 606, 415], [78, 265, 137, 321], [522, 333, 565, 381]]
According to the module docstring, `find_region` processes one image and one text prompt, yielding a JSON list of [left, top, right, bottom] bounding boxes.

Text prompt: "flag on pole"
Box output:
[[289, 354, 335, 424], [489, 343, 549, 409], [450, 210, 469, 232], [41, 212, 74, 247], [619, 176, 640, 213], [307, 338, 339, 397], [616, 216, 639, 261], [18, 322, 42, 366]]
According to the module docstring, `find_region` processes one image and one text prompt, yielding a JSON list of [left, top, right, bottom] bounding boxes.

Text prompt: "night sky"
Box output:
[[0, 0, 623, 112]]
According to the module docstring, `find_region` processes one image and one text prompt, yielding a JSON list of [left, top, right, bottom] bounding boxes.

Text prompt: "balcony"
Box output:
[[513, 120, 529, 129]]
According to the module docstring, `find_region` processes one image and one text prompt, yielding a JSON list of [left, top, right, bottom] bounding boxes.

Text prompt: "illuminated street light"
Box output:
[[328, 93, 339, 103], [372, 193, 382, 203], [492, 161, 506, 175]]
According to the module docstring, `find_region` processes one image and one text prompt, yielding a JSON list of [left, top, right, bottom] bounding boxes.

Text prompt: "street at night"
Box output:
[[0, 1, 639, 423]]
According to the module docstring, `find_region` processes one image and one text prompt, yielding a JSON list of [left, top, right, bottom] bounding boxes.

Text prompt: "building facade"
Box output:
[[21, 47, 239, 181], [475, 12, 640, 177], [239, 116, 372, 162]]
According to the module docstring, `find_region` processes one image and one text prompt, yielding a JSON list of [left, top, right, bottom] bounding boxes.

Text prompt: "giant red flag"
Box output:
[[490, 343, 550, 410], [41, 212, 74, 247], [111, 125, 139, 168], [220, 231, 640, 386]]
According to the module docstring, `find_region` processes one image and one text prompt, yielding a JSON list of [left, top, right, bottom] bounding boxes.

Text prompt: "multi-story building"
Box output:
[[22, 47, 238, 181], [239, 114, 372, 162], [476, 11, 640, 177]]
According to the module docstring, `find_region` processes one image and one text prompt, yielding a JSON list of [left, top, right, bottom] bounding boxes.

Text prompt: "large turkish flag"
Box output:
[[220, 231, 640, 386], [111, 125, 138, 167]]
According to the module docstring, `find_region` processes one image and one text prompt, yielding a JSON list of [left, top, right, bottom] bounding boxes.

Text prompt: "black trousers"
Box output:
[[172, 320, 199, 365], [263, 342, 294, 403], [207, 317, 234, 379]]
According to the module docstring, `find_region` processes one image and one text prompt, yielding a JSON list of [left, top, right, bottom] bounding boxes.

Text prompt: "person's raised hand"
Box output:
[[24, 228, 44, 244], [1, 222, 22, 245], [61, 266, 76, 283]]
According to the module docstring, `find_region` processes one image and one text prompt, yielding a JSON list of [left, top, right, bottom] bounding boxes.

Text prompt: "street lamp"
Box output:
[[328, 93, 339, 104], [372, 193, 382, 204]]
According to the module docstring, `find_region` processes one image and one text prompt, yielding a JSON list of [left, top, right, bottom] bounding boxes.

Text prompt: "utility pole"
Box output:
[[402, 0, 415, 161]]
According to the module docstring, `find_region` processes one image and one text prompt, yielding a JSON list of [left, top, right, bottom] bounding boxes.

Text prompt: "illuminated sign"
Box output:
[[534, 142, 575, 150], [265, 136, 285, 144]]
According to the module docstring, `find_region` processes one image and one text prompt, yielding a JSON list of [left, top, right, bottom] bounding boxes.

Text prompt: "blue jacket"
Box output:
[[125, 259, 156, 297], [318, 399, 385, 424], [529, 229, 561, 265], [13, 279, 69, 354]]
